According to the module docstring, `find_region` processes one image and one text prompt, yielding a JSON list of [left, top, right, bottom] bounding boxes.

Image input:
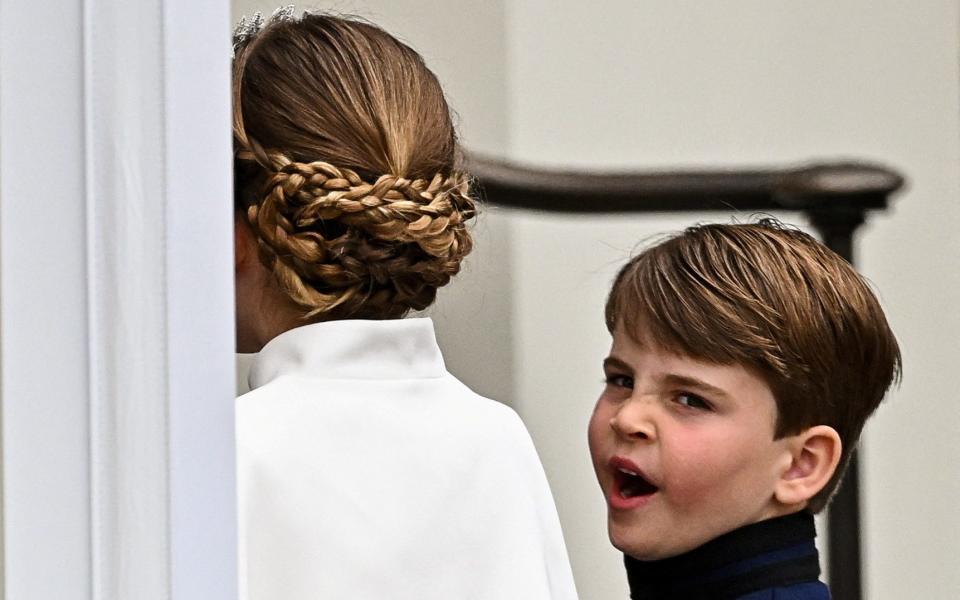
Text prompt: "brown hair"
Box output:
[[605, 219, 901, 512], [233, 12, 475, 320]]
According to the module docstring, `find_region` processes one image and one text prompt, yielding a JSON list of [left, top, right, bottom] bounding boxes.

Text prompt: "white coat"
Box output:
[[237, 318, 579, 599]]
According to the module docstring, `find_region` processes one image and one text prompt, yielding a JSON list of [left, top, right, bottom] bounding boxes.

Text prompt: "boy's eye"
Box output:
[[676, 392, 712, 411], [604, 374, 634, 389]]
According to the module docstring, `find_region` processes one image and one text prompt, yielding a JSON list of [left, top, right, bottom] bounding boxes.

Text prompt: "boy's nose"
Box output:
[[609, 397, 656, 441]]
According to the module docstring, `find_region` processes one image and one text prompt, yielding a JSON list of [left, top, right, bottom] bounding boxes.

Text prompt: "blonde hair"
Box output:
[[233, 13, 475, 320], [606, 219, 901, 512]]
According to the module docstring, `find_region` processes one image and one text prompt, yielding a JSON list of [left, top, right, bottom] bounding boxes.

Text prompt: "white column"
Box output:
[[163, 2, 238, 597], [0, 0, 92, 597], [0, 0, 237, 598]]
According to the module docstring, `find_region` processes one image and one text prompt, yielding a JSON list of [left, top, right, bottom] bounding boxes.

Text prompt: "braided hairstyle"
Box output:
[[233, 12, 476, 321]]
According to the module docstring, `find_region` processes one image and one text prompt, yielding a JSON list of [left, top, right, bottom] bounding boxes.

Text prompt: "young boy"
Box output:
[[589, 219, 900, 599]]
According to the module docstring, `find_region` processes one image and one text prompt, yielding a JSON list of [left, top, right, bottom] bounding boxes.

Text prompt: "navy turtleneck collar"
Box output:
[[625, 511, 828, 600]]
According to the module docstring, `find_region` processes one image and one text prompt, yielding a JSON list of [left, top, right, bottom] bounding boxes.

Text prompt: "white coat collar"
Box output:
[[248, 317, 446, 390]]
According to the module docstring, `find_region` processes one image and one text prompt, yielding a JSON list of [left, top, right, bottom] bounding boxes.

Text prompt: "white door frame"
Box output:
[[0, 1, 237, 598]]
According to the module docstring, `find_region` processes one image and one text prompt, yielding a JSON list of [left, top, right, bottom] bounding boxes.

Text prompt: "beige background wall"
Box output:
[[232, 3, 960, 599]]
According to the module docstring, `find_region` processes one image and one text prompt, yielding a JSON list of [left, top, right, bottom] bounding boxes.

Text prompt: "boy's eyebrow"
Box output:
[[602, 357, 733, 400], [602, 356, 632, 373], [660, 373, 731, 400]]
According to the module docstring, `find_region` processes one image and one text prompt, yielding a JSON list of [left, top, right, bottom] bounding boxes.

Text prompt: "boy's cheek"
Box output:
[[659, 474, 713, 509], [587, 403, 615, 483], [586, 412, 606, 468], [587, 401, 609, 444], [659, 437, 731, 501]]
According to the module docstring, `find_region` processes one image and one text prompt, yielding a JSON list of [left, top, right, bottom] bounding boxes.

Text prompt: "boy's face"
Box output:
[[588, 324, 795, 560]]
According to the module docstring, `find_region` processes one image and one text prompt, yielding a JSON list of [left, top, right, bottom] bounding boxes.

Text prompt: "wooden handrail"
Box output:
[[467, 155, 904, 213]]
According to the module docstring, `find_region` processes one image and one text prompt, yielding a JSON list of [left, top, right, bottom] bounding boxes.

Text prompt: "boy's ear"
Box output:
[[774, 425, 842, 507]]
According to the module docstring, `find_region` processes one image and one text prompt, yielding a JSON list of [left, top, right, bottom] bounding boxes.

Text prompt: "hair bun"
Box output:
[[267, 160, 475, 259], [244, 155, 476, 319], [233, 13, 475, 320]]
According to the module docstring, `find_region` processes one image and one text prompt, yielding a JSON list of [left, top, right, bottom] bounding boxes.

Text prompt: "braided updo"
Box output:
[[233, 12, 476, 321]]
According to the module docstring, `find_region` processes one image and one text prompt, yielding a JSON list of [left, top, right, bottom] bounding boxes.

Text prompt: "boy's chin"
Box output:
[[609, 518, 726, 562], [609, 526, 681, 562], [613, 539, 677, 562]]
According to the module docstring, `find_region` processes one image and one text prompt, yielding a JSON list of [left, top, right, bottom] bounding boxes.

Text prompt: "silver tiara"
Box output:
[[233, 5, 298, 55]]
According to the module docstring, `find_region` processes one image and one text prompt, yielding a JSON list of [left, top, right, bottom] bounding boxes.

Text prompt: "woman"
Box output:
[[232, 10, 577, 599]]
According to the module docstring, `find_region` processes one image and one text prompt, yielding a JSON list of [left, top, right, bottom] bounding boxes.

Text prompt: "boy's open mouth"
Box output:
[[615, 466, 658, 499]]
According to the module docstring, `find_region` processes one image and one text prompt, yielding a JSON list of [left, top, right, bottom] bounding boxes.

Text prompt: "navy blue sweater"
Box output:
[[625, 512, 829, 599]]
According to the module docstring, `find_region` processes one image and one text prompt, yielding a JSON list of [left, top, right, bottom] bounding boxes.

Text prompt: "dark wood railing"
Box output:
[[469, 154, 906, 600]]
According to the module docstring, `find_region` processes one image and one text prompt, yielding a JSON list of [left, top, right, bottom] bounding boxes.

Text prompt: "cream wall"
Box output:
[[231, 2, 960, 599]]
